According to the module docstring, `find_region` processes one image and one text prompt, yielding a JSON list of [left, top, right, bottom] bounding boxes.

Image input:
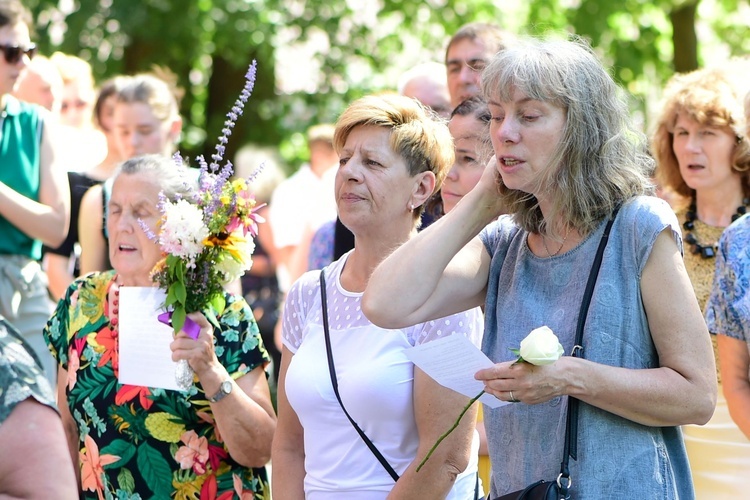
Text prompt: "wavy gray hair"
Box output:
[[481, 35, 653, 237]]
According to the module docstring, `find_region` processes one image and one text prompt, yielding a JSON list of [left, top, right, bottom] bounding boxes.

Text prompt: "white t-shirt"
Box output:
[[269, 164, 337, 250], [282, 253, 484, 499]]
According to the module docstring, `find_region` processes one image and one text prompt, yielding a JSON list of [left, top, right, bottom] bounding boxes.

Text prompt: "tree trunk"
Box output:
[[670, 1, 700, 73]]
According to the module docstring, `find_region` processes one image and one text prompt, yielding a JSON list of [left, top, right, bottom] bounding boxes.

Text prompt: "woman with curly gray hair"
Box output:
[[364, 36, 716, 499]]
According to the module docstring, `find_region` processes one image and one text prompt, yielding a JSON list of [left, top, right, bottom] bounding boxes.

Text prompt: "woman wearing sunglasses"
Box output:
[[0, 0, 70, 388]]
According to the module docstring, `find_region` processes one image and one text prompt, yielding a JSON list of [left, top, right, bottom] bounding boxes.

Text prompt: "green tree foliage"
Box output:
[[25, 0, 749, 170]]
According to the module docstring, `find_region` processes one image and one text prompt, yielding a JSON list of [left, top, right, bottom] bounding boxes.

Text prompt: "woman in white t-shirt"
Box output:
[[272, 94, 484, 499]]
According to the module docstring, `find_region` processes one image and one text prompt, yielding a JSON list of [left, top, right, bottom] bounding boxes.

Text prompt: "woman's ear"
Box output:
[[169, 116, 184, 145], [411, 170, 436, 209]]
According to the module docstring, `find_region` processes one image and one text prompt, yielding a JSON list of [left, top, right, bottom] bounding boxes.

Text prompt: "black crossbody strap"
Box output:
[[320, 270, 401, 482], [559, 207, 619, 495]]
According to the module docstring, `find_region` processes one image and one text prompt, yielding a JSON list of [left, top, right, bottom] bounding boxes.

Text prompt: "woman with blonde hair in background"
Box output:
[[78, 71, 183, 275], [51, 51, 108, 170]]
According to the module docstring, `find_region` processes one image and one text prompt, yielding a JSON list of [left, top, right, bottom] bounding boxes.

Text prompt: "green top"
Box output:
[[0, 96, 43, 259]]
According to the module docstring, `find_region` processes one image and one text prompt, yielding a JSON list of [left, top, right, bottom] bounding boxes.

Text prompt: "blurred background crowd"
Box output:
[[2, 0, 750, 498]]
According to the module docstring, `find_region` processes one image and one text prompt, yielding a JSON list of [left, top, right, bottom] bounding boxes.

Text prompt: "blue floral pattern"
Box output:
[[706, 214, 750, 346]]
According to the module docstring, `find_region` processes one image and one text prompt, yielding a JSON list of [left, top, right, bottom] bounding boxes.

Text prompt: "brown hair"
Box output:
[[652, 61, 750, 204], [445, 22, 513, 63]]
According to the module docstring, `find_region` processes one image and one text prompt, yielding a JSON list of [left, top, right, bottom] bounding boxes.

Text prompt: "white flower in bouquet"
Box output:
[[158, 199, 209, 266], [216, 233, 255, 283]]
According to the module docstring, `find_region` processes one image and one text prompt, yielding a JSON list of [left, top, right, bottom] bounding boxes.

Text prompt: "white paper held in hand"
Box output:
[[404, 334, 508, 408], [118, 287, 185, 391]]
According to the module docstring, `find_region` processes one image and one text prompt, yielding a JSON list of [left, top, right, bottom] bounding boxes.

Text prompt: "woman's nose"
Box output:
[[685, 134, 702, 153], [446, 162, 460, 180], [496, 119, 520, 143], [339, 158, 362, 180]]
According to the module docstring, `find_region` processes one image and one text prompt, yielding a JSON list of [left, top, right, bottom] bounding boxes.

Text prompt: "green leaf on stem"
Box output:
[[209, 293, 226, 315], [174, 280, 187, 305], [508, 347, 525, 365], [171, 306, 186, 335], [165, 286, 176, 307]]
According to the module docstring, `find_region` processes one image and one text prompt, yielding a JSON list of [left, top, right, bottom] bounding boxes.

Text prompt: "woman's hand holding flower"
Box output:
[[170, 312, 220, 378], [476, 326, 565, 404], [416, 326, 565, 472]]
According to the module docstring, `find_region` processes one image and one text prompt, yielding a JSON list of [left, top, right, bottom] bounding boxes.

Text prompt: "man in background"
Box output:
[[269, 124, 338, 291], [445, 22, 513, 108]]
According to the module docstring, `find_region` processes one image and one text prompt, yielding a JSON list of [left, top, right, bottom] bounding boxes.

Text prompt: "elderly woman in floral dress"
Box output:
[[44, 155, 275, 499]]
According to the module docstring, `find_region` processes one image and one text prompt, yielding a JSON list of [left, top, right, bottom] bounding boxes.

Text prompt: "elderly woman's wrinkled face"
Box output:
[[114, 101, 176, 160], [672, 113, 737, 193], [107, 173, 163, 286], [488, 87, 566, 197], [335, 125, 415, 233]]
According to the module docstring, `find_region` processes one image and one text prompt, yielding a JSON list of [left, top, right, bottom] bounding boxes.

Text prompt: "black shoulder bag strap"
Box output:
[[557, 207, 620, 498], [319, 270, 401, 482]]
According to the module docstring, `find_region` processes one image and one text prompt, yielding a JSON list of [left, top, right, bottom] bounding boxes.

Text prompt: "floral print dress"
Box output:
[[44, 271, 271, 500]]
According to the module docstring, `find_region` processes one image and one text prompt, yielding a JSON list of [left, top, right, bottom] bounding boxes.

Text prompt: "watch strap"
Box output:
[[208, 379, 232, 403]]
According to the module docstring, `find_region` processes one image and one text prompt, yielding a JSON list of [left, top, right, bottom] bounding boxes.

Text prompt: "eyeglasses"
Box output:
[[0, 44, 37, 64]]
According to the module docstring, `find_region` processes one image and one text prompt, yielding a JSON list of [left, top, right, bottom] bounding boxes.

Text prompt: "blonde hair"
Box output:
[[653, 61, 750, 204], [333, 94, 454, 219], [481, 36, 652, 237], [117, 72, 180, 124], [50, 52, 93, 85]]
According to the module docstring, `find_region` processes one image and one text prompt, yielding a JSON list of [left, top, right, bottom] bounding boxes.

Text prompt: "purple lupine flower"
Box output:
[[208, 59, 257, 172], [172, 151, 184, 168]]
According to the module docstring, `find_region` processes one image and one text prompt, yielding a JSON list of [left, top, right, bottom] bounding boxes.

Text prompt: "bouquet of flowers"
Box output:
[[146, 61, 264, 390]]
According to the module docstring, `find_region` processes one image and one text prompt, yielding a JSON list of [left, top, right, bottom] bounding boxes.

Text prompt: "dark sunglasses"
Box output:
[[1, 44, 37, 64]]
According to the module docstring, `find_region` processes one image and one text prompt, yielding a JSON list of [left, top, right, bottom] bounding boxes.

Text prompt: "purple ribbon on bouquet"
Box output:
[[157, 311, 201, 339]]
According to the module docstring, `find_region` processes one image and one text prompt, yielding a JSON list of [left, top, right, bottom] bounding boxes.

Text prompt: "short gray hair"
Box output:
[[115, 154, 198, 201]]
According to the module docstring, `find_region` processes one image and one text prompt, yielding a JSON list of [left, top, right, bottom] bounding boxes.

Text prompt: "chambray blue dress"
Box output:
[[706, 214, 750, 352], [479, 196, 694, 499]]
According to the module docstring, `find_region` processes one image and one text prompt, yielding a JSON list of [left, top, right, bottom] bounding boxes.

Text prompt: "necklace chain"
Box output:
[[542, 226, 572, 258], [684, 199, 749, 259]]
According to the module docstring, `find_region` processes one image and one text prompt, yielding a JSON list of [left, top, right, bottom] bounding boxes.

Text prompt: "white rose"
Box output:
[[518, 326, 564, 365]]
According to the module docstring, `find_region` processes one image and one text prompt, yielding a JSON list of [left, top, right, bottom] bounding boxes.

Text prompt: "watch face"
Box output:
[[221, 380, 232, 394]]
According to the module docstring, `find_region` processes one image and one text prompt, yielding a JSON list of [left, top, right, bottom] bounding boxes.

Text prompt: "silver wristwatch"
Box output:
[[208, 379, 233, 403]]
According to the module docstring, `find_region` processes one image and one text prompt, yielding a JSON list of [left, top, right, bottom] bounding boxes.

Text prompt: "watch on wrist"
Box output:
[[208, 379, 233, 403]]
